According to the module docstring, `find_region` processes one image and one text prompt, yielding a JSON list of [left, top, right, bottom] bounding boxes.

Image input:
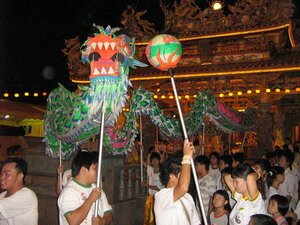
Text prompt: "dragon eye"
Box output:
[[88, 52, 101, 62], [111, 53, 125, 62]]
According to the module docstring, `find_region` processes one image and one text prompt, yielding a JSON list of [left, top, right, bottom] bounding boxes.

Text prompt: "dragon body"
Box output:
[[44, 25, 256, 160]]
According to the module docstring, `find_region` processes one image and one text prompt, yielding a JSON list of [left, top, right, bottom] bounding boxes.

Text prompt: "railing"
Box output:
[[112, 165, 147, 204]]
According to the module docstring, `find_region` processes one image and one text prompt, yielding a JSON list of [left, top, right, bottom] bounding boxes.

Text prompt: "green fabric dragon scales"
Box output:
[[44, 25, 256, 160]]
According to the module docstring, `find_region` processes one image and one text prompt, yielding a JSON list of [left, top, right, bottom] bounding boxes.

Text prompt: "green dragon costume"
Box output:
[[44, 25, 256, 160]]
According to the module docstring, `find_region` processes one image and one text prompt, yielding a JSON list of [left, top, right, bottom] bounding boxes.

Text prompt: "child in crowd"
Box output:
[[224, 163, 266, 225], [154, 140, 200, 225], [267, 194, 289, 225], [209, 190, 231, 225], [266, 166, 285, 203], [141, 152, 164, 225], [249, 214, 277, 225]]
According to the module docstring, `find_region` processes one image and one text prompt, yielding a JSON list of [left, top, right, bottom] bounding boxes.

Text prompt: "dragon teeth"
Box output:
[[108, 67, 114, 74], [94, 68, 100, 75], [97, 42, 103, 50], [101, 67, 107, 74], [91, 42, 97, 50], [104, 42, 110, 50]]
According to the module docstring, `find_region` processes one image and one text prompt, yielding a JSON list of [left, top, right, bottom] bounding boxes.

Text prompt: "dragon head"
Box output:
[[81, 24, 147, 85]]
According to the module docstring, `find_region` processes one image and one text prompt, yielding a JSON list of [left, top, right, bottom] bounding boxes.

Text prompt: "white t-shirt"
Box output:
[[154, 187, 200, 225], [209, 165, 221, 181], [197, 173, 217, 215], [58, 180, 112, 225], [229, 192, 266, 225], [0, 187, 38, 225], [62, 169, 72, 187], [147, 165, 163, 195], [279, 167, 298, 209], [294, 201, 300, 219]]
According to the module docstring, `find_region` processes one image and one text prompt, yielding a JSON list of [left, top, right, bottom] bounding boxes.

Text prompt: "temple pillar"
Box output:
[[256, 93, 273, 159]]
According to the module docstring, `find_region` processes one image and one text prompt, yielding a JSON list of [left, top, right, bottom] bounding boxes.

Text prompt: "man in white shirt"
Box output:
[[58, 151, 113, 225], [278, 151, 298, 209], [0, 157, 38, 225], [154, 140, 200, 225]]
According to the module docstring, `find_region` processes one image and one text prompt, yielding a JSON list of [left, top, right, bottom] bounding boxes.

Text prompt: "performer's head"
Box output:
[[71, 151, 98, 185], [150, 152, 161, 167], [0, 157, 28, 191], [159, 154, 182, 186]]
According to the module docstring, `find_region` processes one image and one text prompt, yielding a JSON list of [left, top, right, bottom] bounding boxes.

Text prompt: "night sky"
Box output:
[[0, 0, 299, 105]]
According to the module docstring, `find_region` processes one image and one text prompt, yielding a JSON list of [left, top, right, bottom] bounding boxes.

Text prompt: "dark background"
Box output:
[[0, 0, 299, 104]]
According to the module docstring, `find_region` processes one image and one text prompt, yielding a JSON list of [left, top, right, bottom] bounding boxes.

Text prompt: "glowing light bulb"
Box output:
[[228, 92, 233, 97], [285, 89, 290, 93], [296, 88, 300, 92], [212, 1, 222, 10], [161, 95, 166, 99], [178, 96, 182, 100], [266, 89, 271, 93], [275, 88, 280, 93], [169, 95, 174, 99], [255, 89, 260, 93], [185, 95, 189, 99], [237, 91, 242, 96], [24, 92, 29, 96], [14, 93, 19, 97], [42, 92, 47, 96], [219, 93, 224, 98], [247, 90, 252, 94], [4, 93, 9, 97], [34, 93, 38, 97], [153, 95, 158, 99]]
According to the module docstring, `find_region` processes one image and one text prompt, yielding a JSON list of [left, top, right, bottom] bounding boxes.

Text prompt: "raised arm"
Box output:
[[173, 140, 194, 202], [224, 173, 235, 194], [247, 172, 259, 199]]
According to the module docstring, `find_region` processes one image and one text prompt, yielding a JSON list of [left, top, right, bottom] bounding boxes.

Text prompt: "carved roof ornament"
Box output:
[[121, 0, 294, 38], [120, 5, 157, 39]]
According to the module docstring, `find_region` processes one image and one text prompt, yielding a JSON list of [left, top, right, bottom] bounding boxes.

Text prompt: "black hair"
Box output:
[[250, 214, 277, 225], [266, 166, 285, 188], [269, 194, 289, 216], [219, 154, 233, 167], [232, 152, 245, 165], [221, 166, 234, 176], [254, 158, 271, 174], [232, 163, 267, 199], [193, 138, 199, 146], [213, 190, 231, 213], [7, 145, 23, 157], [210, 152, 220, 162], [232, 163, 254, 179], [279, 151, 294, 168], [150, 152, 161, 162], [194, 155, 210, 171], [3, 157, 28, 182], [159, 155, 182, 185], [71, 151, 98, 177]]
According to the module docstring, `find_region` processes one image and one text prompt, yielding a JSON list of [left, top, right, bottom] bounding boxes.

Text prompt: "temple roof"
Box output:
[[130, 51, 300, 81]]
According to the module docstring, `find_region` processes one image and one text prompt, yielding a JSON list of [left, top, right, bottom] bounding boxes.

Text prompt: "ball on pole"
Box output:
[[146, 34, 182, 71]]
